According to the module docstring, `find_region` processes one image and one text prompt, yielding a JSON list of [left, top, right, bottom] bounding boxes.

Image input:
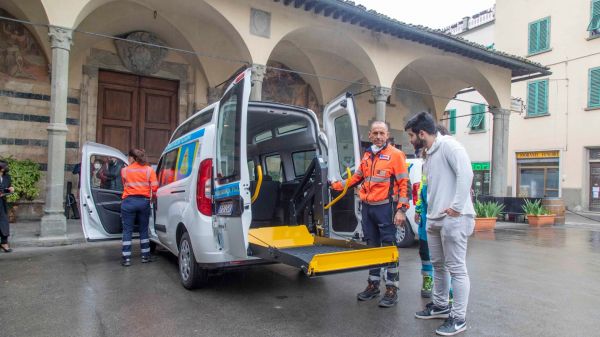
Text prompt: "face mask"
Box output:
[[94, 163, 101, 169], [371, 144, 384, 153]]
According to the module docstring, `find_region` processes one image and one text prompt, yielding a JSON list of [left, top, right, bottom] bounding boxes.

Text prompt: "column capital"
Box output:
[[48, 26, 73, 51], [371, 86, 392, 102], [490, 107, 511, 119], [251, 64, 267, 83]]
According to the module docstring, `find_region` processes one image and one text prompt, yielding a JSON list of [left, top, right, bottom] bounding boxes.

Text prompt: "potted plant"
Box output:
[[522, 199, 555, 227], [474, 200, 504, 231], [0, 157, 42, 222]]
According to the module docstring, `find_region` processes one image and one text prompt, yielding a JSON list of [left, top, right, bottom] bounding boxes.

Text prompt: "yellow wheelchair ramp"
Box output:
[[248, 226, 399, 277]]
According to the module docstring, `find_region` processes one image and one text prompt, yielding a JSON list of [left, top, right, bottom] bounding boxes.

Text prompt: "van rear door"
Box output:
[[322, 93, 361, 237], [213, 68, 252, 258]]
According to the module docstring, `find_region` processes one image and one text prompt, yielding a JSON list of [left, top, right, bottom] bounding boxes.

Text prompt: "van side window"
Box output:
[[292, 150, 317, 177], [216, 83, 243, 182], [265, 154, 283, 182], [334, 115, 356, 175], [158, 149, 178, 187], [90, 155, 125, 191], [172, 108, 214, 141]]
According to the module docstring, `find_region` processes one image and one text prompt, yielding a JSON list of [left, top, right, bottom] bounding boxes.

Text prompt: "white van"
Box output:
[[80, 68, 422, 289]]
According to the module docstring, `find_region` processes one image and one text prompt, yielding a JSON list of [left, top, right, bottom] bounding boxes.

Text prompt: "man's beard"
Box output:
[[412, 137, 426, 152]]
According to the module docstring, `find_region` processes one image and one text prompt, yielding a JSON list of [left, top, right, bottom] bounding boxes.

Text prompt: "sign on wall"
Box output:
[[516, 150, 559, 159]]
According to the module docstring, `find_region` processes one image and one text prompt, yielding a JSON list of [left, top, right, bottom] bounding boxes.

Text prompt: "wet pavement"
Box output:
[[1, 224, 600, 337]]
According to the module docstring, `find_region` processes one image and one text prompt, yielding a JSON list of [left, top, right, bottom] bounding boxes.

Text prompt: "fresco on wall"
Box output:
[[0, 10, 49, 81], [263, 61, 321, 118]]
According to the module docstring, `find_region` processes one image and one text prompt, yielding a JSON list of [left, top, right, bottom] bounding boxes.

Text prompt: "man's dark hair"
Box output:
[[436, 124, 450, 136], [404, 111, 436, 135]]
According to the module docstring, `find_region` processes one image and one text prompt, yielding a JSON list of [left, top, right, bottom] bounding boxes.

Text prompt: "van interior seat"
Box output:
[[250, 175, 280, 221]]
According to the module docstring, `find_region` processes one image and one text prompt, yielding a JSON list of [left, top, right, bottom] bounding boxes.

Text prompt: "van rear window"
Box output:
[[172, 108, 214, 141]]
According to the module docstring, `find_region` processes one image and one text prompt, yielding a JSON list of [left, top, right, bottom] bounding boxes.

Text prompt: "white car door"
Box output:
[[322, 93, 362, 237], [212, 68, 252, 258], [79, 142, 156, 241]]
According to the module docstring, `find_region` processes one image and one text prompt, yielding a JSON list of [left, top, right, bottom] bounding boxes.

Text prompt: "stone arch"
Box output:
[[267, 26, 381, 100], [262, 60, 320, 116], [72, 0, 253, 86]]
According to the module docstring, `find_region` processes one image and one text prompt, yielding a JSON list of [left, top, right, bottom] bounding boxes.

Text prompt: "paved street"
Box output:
[[1, 224, 599, 337]]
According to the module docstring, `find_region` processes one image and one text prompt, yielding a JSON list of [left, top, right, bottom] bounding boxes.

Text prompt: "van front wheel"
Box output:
[[395, 222, 416, 248], [178, 232, 208, 289]]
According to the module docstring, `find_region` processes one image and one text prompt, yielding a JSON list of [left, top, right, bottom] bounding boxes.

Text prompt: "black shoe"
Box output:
[[435, 316, 467, 336], [121, 258, 131, 267], [1, 245, 12, 253], [141, 255, 154, 263], [415, 302, 451, 319], [357, 280, 380, 301], [378, 285, 399, 308]]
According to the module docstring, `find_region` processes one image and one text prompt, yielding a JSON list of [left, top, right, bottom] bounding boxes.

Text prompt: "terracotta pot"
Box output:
[[474, 217, 496, 231], [527, 214, 555, 227]]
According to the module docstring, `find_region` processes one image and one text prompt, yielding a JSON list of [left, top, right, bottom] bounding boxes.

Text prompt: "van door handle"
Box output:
[[171, 190, 186, 194]]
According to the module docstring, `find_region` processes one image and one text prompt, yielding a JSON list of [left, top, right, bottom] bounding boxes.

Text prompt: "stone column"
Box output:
[[40, 27, 72, 237], [250, 64, 266, 101], [490, 107, 511, 197], [372, 87, 391, 122], [207, 87, 223, 104]]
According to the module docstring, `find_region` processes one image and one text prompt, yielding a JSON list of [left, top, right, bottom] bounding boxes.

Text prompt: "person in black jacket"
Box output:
[[0, 161, 15, 252]]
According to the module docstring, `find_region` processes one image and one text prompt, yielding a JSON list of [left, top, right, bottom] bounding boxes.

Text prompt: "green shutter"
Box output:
[[589, 68, 600, 107], [529, 17, 550, 54], [537, 80, 548, 114], [527, 79, 549, 116], [469, 104, 485, 130], [529, 21, 539, 53], [589, 1, 600, 31], [527, 81, 537, 115], [449, 109, 456, 134]]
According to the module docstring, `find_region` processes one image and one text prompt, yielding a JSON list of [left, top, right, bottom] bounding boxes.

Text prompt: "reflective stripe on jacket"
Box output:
[[121, 162, 159, 199], [332, 144, 410, 209]]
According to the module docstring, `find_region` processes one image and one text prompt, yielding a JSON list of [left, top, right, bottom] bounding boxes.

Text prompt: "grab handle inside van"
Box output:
[[251, 165, 263, 204], [324, 167, 352, 210]]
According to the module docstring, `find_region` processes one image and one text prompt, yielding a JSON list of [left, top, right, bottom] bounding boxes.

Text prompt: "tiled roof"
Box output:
[[274, 0, 550, 77]]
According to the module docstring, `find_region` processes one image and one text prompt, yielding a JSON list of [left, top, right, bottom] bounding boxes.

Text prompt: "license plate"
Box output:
[[217, 201, 234, 215]]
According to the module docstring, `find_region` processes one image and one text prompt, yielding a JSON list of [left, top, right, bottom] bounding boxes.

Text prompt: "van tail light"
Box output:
[[412, 182, 421, 206], [197, 159, 213, 216]]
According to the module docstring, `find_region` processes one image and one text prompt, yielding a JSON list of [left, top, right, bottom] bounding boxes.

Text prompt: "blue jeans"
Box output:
[[121, 196, 151, 258], [361, 202, 399, 288]]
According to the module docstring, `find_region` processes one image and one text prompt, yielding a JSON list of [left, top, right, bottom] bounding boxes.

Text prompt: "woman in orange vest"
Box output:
[[120, 148, 158, 267]]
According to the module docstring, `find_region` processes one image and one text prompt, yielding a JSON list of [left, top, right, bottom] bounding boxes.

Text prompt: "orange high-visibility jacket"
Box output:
[[332, 144, 410, 209], [121, 162, 159, 199]]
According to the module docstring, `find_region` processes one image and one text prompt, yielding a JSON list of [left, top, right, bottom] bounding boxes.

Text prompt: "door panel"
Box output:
[[322, 93, 361, 235], [591, 163, 600, 211], [97, 70, 178, 165], [80, 142, 129, 240], [214, 69, 252, 259], [97, 82, 138, 155]]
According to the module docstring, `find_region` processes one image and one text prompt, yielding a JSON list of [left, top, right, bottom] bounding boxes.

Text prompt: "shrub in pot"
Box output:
[[474, 200, 504, 231], [522, 199, 555, 227], [0, 157, 42, 222]]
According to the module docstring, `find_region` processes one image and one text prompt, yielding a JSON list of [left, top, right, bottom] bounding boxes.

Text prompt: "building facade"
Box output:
[[495, 0, 600, 211], [0, 0, 546, 236]]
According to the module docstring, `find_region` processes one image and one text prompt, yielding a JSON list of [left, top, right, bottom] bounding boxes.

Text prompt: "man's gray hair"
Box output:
[[370, 120, 388, 131]]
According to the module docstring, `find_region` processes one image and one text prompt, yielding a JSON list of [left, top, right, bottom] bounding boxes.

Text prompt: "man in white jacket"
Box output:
[[405, 112, 475, 336]]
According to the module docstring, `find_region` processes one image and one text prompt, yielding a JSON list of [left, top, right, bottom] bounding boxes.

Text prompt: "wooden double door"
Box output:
[[97, 70, 178, 164]]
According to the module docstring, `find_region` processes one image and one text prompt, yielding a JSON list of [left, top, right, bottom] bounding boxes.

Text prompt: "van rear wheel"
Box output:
[[178, 232, 208, 289], [395, 222, 416, 248]]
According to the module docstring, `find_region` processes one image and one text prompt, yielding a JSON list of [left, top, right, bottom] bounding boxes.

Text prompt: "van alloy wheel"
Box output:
[[179, 239, 191, 281]]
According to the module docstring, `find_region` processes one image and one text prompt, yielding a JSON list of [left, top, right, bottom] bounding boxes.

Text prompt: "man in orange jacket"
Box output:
[[331, 121, 410, 308]]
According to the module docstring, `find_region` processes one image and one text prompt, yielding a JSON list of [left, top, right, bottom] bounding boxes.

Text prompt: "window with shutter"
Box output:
[[469, 104, 485, 131], [528, 17, 551, 54], [588, 0, 600, 35], [527, 79, 549, 116], [589, 67, 600, 108]]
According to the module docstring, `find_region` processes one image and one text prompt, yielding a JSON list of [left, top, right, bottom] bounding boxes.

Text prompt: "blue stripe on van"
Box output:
[[214, 182, 240, 199], [164, 128, 205, 153]]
